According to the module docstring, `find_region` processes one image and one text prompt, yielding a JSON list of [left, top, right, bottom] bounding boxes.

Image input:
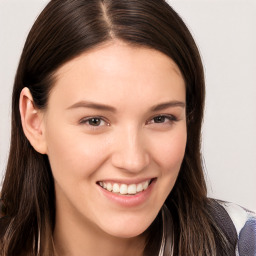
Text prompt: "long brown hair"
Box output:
[[0, 0, 234, 255]]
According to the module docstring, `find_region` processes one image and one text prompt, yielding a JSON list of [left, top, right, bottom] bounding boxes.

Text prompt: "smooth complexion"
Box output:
[[20, 41, 187, 256]]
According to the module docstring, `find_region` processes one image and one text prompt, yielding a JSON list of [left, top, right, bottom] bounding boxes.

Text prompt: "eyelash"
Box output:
[[79, 116, 109, 128], [146, 114, 178, 125], [79, 114, 178, 130]]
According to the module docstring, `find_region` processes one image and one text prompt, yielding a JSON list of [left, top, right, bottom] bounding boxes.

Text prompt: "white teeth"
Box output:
[[120, 184, 128, 194], [112, 183, 120, 193], [98, 179, 152, 195], [142, 181, 149, 190], [127, 184, 137, 194], [136, 183, 143, 192], [106, 183, 112, 192]]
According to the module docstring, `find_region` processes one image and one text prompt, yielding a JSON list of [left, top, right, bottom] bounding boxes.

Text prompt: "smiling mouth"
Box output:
[[96, 178, 155, 196]]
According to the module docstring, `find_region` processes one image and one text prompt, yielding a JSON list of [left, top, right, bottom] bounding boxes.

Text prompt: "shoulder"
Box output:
[[217, 201, 256, 236], [211, 199, 256, 256]]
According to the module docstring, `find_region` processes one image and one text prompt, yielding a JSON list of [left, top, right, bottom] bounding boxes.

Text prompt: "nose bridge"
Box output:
[[111, 124, 150, 173]]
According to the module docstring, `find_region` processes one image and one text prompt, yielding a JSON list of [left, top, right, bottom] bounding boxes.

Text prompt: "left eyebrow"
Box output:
[[150, 101, 186, 111]]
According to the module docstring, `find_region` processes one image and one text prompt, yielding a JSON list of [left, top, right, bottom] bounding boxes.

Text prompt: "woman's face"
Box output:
[[42, 41, 187, 238]]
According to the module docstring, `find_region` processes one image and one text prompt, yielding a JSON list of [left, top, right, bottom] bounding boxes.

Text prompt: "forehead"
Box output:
[[49, 41, 185, 110]]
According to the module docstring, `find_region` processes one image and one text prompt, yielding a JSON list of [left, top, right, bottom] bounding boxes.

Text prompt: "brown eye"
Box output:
[[146, 114, 177, 126], [153, 115, 176, 123], [88, 118, 102, 126], [79, 116, 110, 128], [153, 116, 167, 123]]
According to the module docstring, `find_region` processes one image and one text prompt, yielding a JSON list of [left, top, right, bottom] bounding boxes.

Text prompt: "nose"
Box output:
[[111, 126, 150, 173]]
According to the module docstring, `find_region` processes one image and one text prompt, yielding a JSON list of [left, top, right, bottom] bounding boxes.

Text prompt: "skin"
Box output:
[[20, 41, 187, 256]]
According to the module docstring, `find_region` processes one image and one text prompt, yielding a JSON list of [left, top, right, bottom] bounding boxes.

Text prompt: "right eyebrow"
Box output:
[[66, 100, 117, 113]]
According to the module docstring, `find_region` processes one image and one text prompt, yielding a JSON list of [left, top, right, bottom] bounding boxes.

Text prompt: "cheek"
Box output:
[[154, 128, 187, 200], [152, 127, 187, 172], [45, 126, 110, 181]]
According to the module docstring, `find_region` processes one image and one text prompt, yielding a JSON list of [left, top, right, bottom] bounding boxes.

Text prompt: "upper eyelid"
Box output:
[[82, 113, 177, 120]]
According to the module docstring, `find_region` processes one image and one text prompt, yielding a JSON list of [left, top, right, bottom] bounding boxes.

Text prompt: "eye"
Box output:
[[79, 117, 110, 127], [153, 116, 168, 123], [146, 114, 177, 125]]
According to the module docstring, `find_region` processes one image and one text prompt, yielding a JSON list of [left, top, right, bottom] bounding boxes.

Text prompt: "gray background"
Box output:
[[0, 0, 255, 211]]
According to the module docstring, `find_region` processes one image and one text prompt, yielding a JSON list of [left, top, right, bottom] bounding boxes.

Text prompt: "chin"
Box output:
[[100, 218, 153, 239], [107, 228, 147, 239]]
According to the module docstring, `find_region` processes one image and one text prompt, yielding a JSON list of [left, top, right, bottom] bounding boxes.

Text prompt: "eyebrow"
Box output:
[[150, 101, 186, 111], [67, 101, 117, 112], [67, 100, 185, 112]]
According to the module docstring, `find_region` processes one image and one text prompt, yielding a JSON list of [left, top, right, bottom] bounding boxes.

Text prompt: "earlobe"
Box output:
[[19, 87, 47, 154]]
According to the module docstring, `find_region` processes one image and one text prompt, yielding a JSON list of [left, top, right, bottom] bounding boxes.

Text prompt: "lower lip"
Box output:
[[97, 179, 156, 207]]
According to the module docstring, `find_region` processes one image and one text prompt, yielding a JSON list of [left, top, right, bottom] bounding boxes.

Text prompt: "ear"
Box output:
[[19, 87, 47, 154]]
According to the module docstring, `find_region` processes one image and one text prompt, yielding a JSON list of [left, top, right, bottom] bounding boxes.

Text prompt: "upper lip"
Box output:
[[96, 177, 156, 185]]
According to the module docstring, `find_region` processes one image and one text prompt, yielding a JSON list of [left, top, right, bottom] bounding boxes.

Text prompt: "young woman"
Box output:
[[0, 0, 255, 255]]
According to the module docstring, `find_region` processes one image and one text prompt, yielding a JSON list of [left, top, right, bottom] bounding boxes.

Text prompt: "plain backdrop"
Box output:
[[0, 0, 255, 211]]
